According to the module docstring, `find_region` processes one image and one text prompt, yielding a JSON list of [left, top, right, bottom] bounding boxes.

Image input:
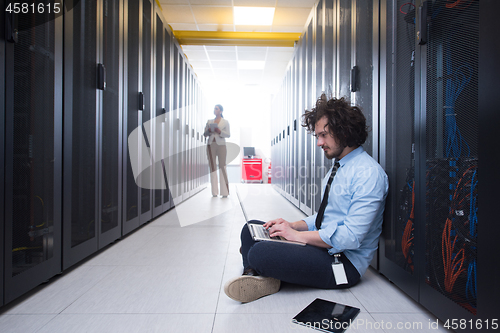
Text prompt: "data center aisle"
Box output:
[[0, 184, 448, 333]]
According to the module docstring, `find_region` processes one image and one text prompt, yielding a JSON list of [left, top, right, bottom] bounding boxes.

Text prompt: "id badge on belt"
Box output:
[[331, 253, 348, 285]]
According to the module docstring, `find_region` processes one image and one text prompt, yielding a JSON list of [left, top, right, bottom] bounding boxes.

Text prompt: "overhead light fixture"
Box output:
[[233, 7, 275, 26], [238, 61, 265, 70]]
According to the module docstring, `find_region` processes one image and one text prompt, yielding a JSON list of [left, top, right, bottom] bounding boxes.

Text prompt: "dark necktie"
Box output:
[[315, 161, 340, 230]]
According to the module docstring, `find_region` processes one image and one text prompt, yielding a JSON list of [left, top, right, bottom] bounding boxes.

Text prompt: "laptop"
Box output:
[[247, 222, 306, 246]]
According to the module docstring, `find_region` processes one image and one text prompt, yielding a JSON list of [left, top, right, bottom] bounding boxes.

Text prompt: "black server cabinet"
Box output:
[[123, 0, 154, 235], [3, 5, 63, 303], [418, 0, 496, 326], [98, 0, 123, 248], [63, 0, 123, 269], [381, 0, 500, 328]]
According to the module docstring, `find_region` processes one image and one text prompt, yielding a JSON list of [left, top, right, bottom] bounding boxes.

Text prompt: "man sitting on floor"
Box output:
[[224, 95, 389, 303]]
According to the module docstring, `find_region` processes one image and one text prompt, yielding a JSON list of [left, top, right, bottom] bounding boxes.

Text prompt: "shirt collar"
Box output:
[[335, 146, 364, 168]]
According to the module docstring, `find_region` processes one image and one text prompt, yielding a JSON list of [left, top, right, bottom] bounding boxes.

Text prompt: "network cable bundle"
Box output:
[[426, 157, 478, 314]]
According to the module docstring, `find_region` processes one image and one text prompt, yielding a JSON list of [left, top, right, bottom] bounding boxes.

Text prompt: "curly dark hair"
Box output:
[[301, 94, 368, 147]]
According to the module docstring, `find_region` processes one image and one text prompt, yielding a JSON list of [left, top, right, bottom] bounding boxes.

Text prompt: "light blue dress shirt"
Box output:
[[303, 146, 389, 277]]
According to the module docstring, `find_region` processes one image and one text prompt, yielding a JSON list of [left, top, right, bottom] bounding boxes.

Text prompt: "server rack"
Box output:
[[63, 0, 124, 269], [379, 0, 500, 329], [3, 5, 63, 302], [98, 0, 124, 248]]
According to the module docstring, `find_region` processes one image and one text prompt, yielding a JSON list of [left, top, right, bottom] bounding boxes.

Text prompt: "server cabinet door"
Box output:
[[181, 61, 188, 201], [171, 46, 180, 204], [123, 0, 154, 234], [152, 11, 165, 218], [336, 0, 352, 98], [123, 0, 141, 234], [163, 27, 173, 212], [378, 0, 419, 301], [4, 7, 63, 302], [139, 0, 153, 224], [63, 0, 100, 269], [419, 0, 479, 323], [291, 56, 299, 207], [99, 0, 123, 248]]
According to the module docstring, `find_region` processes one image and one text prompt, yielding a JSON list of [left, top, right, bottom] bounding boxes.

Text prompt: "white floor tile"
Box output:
[[349, 269, 423, 313], [4, 266, 116, 314], [36, 314, 214, 333], [0, 315, 56, 333]]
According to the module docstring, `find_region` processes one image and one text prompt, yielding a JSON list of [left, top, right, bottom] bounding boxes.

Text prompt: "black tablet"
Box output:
[[292, 298, 360, 333]]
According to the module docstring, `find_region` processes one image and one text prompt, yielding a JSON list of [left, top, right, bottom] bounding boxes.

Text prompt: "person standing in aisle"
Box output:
[[224, 95, 389, 303], [204, 104, 231, 197]]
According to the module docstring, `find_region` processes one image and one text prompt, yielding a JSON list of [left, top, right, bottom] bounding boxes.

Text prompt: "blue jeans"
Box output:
[[241, 220, 360, 289]]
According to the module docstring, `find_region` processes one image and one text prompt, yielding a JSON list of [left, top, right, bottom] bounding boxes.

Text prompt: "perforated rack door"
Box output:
[[423, 0, 479, 317]]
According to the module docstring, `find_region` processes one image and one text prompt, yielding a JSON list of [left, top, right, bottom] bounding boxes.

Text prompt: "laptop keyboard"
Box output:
[[253, 225, 282, 240]]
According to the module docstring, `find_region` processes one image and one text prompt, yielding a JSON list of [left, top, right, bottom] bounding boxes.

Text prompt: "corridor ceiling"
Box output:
[[158, 0, 317, 94]]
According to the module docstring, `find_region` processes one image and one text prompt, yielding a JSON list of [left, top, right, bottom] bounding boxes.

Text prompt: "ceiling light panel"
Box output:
[[237, 51, 267, 61], [234, 25, 272, 32], [238, 60, 265, 70], [211, 61, 238, 69], [234, 7, 275, 26]]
